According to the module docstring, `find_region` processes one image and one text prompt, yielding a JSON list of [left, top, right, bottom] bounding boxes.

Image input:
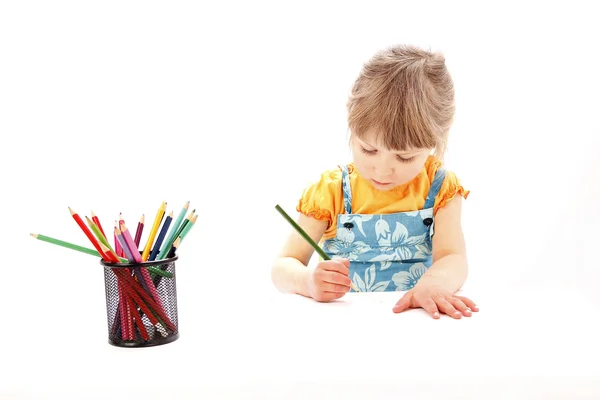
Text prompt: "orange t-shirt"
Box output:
[[296, 155, 470, 240]]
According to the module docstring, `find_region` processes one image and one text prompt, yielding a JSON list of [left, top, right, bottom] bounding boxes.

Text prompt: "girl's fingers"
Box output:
[[322, 271, 351, 287], [418, 297, 440, 319], [322, 282, 351, 293], [456, 296, 479, 312], [448, 297, 472, 317], [434, 296, 461, 319], [392, 292, 412, 313]]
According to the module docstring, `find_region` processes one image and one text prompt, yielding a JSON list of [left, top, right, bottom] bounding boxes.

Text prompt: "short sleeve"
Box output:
[[433, 170, 470, 214], [296, 167, 344, 231]]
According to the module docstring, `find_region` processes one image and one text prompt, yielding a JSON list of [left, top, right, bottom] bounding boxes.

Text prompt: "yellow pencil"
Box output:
[[141, 201, 167, 261]]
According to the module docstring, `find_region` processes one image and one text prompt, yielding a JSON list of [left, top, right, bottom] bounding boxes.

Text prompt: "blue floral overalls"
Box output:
[[322, 165, 447, 292]]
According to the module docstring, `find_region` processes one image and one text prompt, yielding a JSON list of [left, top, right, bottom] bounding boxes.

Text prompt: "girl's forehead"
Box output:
[[354, 132, 418, 152]]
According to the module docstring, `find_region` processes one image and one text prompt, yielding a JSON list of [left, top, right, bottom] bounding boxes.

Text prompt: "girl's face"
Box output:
[[350, 131, 432, 191]]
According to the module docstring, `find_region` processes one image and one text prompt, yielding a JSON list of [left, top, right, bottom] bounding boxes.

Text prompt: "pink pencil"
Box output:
[[119, 222, 164, 309], [114, 213, 125, 257]]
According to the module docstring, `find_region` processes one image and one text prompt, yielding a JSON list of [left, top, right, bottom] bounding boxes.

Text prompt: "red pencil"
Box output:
[[124, 291, 149, 341], [120, 221, 165, 310], [69, 207, 118, 262], [91, 210, 106, 238]]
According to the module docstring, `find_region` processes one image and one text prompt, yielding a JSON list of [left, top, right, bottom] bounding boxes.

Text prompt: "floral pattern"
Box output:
[[392, 263, 428, 291], [321, 165, 447, 292]]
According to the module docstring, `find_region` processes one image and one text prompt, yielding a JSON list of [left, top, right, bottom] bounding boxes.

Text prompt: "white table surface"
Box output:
[[3, 284, 600, 399]]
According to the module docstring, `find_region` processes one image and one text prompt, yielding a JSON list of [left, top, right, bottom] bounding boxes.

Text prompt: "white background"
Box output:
[[1, 0, 599, 398]]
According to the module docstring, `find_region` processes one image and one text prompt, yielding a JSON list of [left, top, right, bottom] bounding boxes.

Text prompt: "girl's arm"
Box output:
[[271, 213, 329, 297], [419, 195, 468, 292]]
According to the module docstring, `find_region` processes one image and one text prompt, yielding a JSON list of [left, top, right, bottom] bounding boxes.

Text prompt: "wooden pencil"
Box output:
[[86, 216, 121, 262], [141, 201, 167, 261], [91, 210, 106, 238], [156, 210, 193, 260], [30, 233, 126, 261], [69, 207, 119, 263], [162, 201, 189, 257], [120, 222, 165, 309], [275, 204, 359, 292], [149, 211, 173, 261], [134, 214, 145, 248]]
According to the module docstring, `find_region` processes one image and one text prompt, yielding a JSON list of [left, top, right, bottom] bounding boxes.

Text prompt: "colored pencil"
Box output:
[[100, 240, 175, 334], [134, 214, 145, 248], [165, 214, 196, 259], [114, 226, 152, 297], [156, 210, 194, 260], [153, 237, 180, 287], [175, 209, 195, 239], [117, 223, 143, 264], [91, 210, 106, 238], [120, 222, 165, 309], [69, 207, 117, 262], [141, 201, 167, 261], [166, 236, 181, 259], [86, 216, 121, 262], [149, 211, 173, 261], [162, 201, 189, 258], [178, 213, 197, 243], [275, 204, 359, 292], [33, 204, 187, 342], [115, 213, 125, 257], [99, 240, 134, 340], [114, 231, 123, 258], [30, 233, 126, 262]]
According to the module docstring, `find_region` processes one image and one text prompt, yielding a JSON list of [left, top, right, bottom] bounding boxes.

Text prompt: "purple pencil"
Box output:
[[134, 214, 145, 249]]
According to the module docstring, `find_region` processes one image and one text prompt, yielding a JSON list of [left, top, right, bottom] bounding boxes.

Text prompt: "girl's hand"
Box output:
[[392, 280, 479, 319], [306, 258, 352, 302]]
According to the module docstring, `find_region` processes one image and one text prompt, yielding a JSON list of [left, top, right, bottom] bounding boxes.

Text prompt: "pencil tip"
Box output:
[[30, 233, 37, 238], [68, 207, 75, 214]]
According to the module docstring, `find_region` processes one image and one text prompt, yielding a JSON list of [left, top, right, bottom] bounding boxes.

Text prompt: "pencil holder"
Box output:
[[100, 256, 180, 348]]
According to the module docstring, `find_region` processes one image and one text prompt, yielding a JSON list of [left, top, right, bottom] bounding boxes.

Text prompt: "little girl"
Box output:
[[271, 44, 478, 319]]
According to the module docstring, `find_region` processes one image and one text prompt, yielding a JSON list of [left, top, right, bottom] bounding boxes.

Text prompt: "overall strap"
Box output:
[[423, 168, 447, 209], [339, 164, 353, 214]]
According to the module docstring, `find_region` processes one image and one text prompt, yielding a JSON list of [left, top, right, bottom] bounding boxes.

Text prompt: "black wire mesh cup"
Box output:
[[100, 256, 179, 347]]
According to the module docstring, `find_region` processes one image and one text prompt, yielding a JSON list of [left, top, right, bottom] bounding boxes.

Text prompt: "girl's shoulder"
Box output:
[[423, 156, 470, 214], [296, 164, 347, 230]]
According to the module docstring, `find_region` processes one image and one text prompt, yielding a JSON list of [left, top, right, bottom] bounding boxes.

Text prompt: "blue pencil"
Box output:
[[149, 211, 173, 261]]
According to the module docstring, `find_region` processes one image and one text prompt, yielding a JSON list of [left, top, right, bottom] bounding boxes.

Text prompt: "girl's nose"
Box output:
[[374, 163, 394, 177]]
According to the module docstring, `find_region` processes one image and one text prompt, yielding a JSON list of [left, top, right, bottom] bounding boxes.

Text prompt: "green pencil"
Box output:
[[156, 210, 194, 260], [85, 216, 120, 260], [275, 204, 329, 259], [30, 233, 125, 261], [30, 233, 172, 277], [177, 214, 196, 243], [274, 205, 359, 292], [162, 201, 189, 257]]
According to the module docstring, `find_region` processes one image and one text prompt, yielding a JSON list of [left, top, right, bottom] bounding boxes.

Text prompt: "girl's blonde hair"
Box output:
[[347, 44, 455, 159]]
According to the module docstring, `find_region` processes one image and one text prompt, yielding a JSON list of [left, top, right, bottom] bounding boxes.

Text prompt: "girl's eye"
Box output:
[[361, 147, 377, 155], [397, 156, 415, 163]]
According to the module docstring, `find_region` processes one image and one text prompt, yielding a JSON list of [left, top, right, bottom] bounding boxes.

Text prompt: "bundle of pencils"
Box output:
[[31, 201, 197, 343]]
